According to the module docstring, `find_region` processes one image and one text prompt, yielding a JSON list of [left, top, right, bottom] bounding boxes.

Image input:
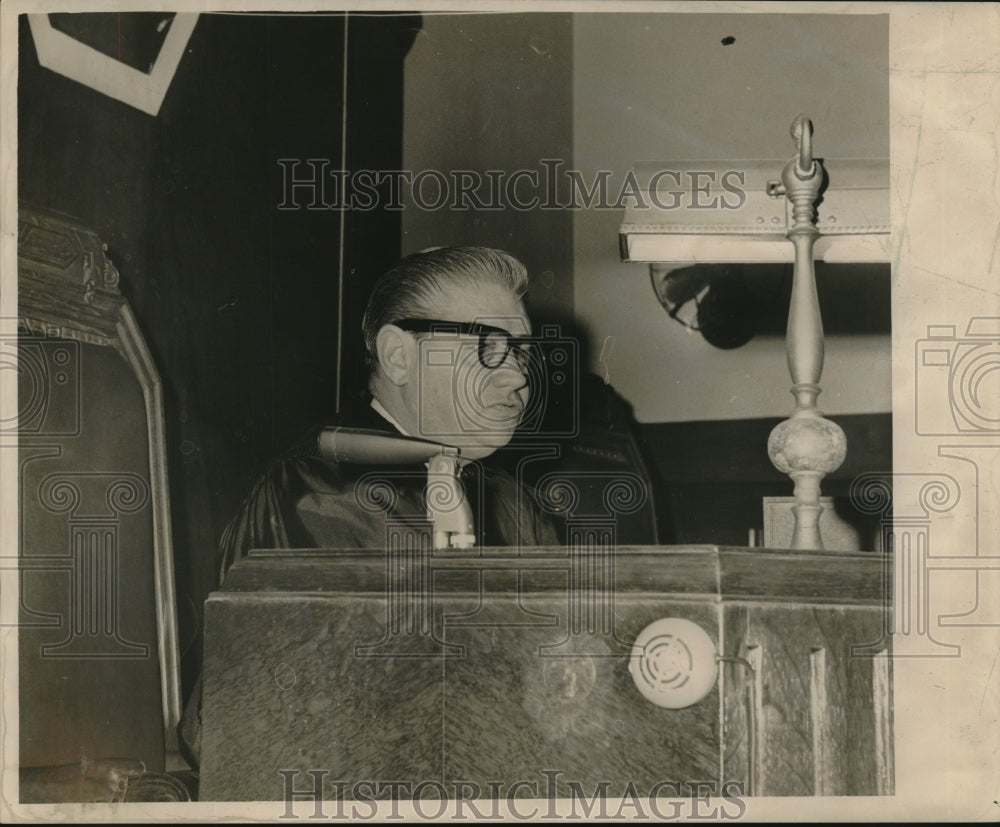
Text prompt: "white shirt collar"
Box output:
[[370, 397, 410, 436]]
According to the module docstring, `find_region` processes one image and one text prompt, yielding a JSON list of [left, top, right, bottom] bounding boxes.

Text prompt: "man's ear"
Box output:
[[375, 324, 414, 386]]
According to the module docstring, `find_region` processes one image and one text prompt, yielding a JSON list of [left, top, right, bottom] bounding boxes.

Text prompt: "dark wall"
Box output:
[[401, 13, 575, 324], [637, 413, 892, 547], [18, 11, 419, 700]]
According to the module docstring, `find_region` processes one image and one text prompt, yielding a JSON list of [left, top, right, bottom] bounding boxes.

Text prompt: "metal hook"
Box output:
[[790, 114, 816, 179]]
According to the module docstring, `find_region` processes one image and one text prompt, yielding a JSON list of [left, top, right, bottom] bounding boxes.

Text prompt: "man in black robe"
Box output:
[[215, 398, 560, 580], [182, 246, 563, 766]]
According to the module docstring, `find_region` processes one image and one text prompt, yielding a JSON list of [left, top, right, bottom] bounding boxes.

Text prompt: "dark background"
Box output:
[[19, 11, 421, 702]]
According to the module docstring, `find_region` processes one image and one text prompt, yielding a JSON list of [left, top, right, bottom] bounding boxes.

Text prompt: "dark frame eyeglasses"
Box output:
[[393, 318, 535, 371]]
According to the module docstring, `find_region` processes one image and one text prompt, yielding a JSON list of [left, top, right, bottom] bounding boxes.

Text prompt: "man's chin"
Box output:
[[455, 430, 515, 459]]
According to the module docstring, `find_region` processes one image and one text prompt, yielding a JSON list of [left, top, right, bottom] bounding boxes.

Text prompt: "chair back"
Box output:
[[13, 203, 183, 773]]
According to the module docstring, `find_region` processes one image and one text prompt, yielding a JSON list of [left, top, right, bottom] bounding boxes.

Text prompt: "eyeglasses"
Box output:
[[394, 318, 535, 372]]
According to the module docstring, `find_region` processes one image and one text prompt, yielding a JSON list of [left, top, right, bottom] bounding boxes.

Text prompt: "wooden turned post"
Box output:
[[767, 116, 847, 550]]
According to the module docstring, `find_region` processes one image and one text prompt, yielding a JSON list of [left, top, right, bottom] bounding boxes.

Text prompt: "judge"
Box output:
[[180, 246, 562, 767], [216, 245, 561, 577]]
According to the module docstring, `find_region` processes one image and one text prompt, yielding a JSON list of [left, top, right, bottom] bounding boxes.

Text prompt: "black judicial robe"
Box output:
[[181, 402, 562, 767], [216, 401, 562, 582]]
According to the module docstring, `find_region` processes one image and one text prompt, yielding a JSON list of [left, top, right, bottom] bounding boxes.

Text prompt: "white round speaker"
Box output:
[[629, 617, 718, 709]]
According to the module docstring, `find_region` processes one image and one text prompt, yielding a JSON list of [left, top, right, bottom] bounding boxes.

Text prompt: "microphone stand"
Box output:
[[318, 427, 475, 549]]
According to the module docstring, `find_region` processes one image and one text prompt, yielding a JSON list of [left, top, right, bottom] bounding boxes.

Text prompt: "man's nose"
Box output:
[[491, 357, 529, 390]]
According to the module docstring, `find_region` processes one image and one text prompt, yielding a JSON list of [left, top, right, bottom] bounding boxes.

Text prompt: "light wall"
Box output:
[[402, 11, 891, 424], [572, 12, 890, 422]]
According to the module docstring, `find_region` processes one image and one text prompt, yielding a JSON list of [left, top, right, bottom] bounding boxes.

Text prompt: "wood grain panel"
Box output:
[[200, 595, 454, 800], [720, 606, 751, 793], [200, 548, 891, 799], [199, 589, 724, 800], [873, 652, 894, 795], [227, 546, 887, 606], [729, 605, 887, 796], [440, 598, 721, 798]]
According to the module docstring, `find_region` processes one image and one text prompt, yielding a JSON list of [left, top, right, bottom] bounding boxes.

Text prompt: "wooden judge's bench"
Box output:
[[198, 542, 892, 800]]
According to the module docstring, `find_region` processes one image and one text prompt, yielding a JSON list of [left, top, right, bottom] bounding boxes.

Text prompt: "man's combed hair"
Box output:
[[362, 246, 529, 374]]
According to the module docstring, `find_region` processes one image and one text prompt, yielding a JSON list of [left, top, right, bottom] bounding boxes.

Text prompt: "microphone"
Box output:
[[317, 427, 475, 549], [318, 427, 450, 465]]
